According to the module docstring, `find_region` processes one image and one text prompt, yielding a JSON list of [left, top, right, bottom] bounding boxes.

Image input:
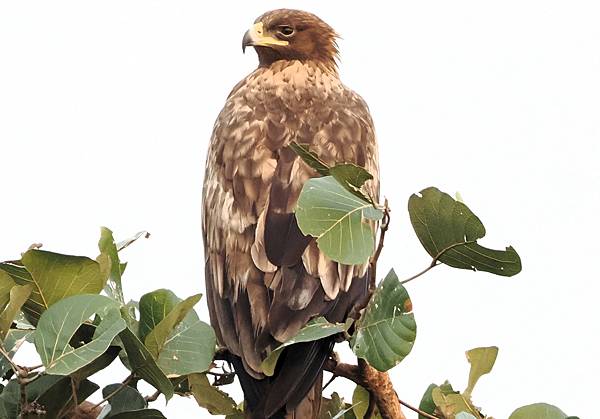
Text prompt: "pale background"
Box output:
[[1, 1, 598, 418]]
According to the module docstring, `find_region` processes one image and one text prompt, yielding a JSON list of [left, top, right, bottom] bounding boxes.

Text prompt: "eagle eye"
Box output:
[[278, 26, 295, 37]]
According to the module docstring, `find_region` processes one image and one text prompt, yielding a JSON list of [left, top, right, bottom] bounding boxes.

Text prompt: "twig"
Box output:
[[322, 373, 337, 391], [350, 200, 391, 321], [400, 241, 476, 285], [0, 343, 45, 417], [91, 373, 134, 410], [397, 398, 440, 419], [364, 388, 377, 419], [145, 390, 161, 403], [71, 378, 79, 407], [0, 343, 20, 374], [369, 198, 390, 292]]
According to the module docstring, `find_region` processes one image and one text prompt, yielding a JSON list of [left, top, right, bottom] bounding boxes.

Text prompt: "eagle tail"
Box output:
[[230, 338, 332, 418]]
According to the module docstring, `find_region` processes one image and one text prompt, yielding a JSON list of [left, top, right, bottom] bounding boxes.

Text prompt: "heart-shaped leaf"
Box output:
[[261, 317, 347, 376], [408, 187, 521, 276], [138, 289, 179, 341], [144, 293, 202, 358], [296, 176, 382, 264], [140, 290, 216, 376], [101, 383, 147, 416], [34, 294, 126, 375], [351, 269, 417, 371], [509, 403, 571, 419]]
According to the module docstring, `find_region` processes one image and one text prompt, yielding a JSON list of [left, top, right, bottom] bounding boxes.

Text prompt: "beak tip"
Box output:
[[242, 29, 253, 54]]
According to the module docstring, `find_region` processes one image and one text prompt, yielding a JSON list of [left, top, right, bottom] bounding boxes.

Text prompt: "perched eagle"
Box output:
[[202, 9, 379, 419]]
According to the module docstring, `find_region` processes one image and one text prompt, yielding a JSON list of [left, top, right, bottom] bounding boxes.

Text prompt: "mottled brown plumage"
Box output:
[[202, 9, 379, 418]]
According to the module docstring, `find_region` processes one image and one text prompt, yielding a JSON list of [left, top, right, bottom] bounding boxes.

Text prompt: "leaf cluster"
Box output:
[[0, 145, 576, 419]]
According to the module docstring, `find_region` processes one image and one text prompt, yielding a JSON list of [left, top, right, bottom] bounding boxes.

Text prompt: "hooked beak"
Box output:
[[242, 22, 289, 53]]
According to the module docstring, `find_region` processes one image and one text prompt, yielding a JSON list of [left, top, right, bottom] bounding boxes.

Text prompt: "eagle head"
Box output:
[[242, 9, 339, 70]]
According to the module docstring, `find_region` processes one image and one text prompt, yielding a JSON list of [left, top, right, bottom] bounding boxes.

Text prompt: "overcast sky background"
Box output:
[[1, 1, 598, 418]]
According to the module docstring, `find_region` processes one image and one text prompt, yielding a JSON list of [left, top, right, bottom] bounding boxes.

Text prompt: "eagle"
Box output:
[[202, 9, 379, 418]]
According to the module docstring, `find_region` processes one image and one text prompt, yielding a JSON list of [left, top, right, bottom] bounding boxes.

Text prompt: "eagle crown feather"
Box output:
[[243, 9, 340, 73]]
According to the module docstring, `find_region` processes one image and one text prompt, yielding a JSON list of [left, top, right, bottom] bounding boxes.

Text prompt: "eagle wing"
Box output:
[[202, 62, 379, 416]]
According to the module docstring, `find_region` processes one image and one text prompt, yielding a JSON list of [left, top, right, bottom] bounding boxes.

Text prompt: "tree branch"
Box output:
[[324, 357, 441, 419]]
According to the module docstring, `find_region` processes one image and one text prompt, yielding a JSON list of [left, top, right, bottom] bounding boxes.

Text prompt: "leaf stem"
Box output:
[[400, 241, 476, 285]]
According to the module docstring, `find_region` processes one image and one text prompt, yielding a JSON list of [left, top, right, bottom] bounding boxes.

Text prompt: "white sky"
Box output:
[[1, 1, 598, 418]]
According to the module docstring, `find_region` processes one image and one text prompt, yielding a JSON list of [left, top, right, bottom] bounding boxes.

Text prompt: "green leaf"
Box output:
[[329, 163, 376, 204], [31, 377, 98, 418], [1, 250, 107, 324], [352, 385, 381, 419], [464, 346, 498, 399], [189, 373, 241, 416], [289, 142, 331, 176], [0, 330, 33, 376], [0, 284, 33, 339], [0, 270, 15, 312], [98, 227, 125, 304], [154, 310, 216, 377], [418, 384, 438, 419], [296, 176, 381, 264], [118, 327, 173, 400], [408, 187, 522, 276], [140, 290, 215, 376], [71, 345, 121, 381], [261, 317, 347, 376], [102, 383, 146, 416], [432, 386, 481, 418], [351, 270, 417, 371], [34, 294, 126, 375], [509, 403, 570, 419], [109, 410, 166, 419], [138, 289, 179, 341], [0, 375, 98, 418], [319, 393, 356, 419], [144, 294, 202, 358]]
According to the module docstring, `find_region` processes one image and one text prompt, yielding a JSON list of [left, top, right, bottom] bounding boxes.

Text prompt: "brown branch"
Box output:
[[0, 343, 45, 417], [369, 198, 390, 292], [350, 200, 391, 321], [145, 390, 161, 403], [324, 357, 441, 419]]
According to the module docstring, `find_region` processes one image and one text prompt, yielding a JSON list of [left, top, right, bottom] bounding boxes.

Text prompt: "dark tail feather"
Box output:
[[230, 338, 332, 418], [267, 338, 332, 414]]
